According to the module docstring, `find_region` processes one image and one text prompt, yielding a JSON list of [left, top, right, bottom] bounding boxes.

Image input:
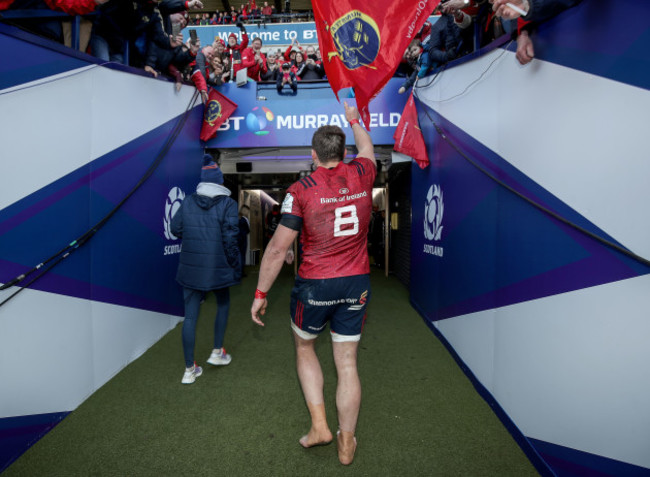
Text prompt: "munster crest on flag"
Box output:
[[313, 0, 440, 129], [200, 89, 238, 142]]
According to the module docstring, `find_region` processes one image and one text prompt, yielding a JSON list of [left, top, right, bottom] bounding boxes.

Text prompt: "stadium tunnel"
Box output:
[[211, 144, 403, 275], [3, 1, 650, 475]]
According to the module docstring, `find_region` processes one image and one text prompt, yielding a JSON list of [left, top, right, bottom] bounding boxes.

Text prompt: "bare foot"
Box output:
[[299, 427, 333, 448], [337, 430, 357, 465]]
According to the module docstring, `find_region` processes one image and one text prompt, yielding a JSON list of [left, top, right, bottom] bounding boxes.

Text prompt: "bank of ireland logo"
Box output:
[[205, 98, 223, 127], [326, 10, 380, 70], [246, 106, 275, 135], [424, 185, 443, 241], [164, 187, 185, 240]]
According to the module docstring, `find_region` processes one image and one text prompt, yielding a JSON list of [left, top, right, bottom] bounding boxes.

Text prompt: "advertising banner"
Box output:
[[185, 17, 439, 49], [187, 22, 321, 48], [204, 77, 408, 148]]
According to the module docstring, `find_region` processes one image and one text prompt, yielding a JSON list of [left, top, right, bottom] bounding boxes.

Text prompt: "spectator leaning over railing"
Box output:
[[277, 61, 297, 93], [189, 43, 213, 102], [145, 35, 200, 91], [490, 0, 583, 64], [158, 0, 203, 38], [242, 36, 267, 81], [427, 10, 463, 63], [195, 41, 220, 86], [397, 40, 424, 94], [195, 39, 214, 78], [192, 37, 232, 88], [401, 7, 463, 91]]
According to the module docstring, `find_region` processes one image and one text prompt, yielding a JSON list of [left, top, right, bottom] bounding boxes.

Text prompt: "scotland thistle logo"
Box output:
[[164, 187, 185, 240], [424, 185, 443, 241], [327, 10, 380, 70]]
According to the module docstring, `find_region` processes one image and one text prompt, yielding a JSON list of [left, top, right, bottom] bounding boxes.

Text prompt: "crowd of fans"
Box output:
[[187, 2, 308, 25], [1, 0, 583, 100], [396, 0, 584, 95], [178, 25, 326, 99]]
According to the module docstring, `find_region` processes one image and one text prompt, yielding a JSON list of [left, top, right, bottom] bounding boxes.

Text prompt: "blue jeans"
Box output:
[[89, 35, 124, 64], [182, 287, 231, 368]]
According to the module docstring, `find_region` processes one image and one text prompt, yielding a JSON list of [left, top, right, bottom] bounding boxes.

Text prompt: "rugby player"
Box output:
[[251, 101, 376, 465]]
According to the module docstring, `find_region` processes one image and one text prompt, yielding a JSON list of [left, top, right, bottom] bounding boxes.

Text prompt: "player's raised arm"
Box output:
[[344, 101, 376, 167]]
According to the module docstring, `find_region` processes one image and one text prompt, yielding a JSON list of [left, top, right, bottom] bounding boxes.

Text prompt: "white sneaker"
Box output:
[[182, 363, 203, 384], [207, 348, 232, 366]]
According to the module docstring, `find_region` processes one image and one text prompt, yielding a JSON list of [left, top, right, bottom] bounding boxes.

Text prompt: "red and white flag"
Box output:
[[313, 0, 440, 129], [393, 91, 429, 169], [200, 89, 238, 142]]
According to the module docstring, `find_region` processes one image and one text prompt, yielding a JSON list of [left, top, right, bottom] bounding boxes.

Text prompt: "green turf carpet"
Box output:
[[5, 267, 538, 476]]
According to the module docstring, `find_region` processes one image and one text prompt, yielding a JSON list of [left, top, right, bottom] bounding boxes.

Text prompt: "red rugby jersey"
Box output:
[[281, 157, 376, 279]]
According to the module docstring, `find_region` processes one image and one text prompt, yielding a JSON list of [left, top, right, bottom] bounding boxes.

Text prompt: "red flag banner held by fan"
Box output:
[[200, 89, 238, 142], [393, 91, 429, 169], [313, 0, 440, 130]]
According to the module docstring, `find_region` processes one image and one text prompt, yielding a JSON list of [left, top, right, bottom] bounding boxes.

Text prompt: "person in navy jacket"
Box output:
[[171, 155, 241, 384]]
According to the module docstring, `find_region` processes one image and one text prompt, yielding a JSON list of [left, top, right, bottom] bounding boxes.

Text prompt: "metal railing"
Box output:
[[0, 8, 93, 51]]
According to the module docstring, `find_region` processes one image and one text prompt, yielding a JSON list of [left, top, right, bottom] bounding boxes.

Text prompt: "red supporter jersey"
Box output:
[[282, 157, 376, 279]]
